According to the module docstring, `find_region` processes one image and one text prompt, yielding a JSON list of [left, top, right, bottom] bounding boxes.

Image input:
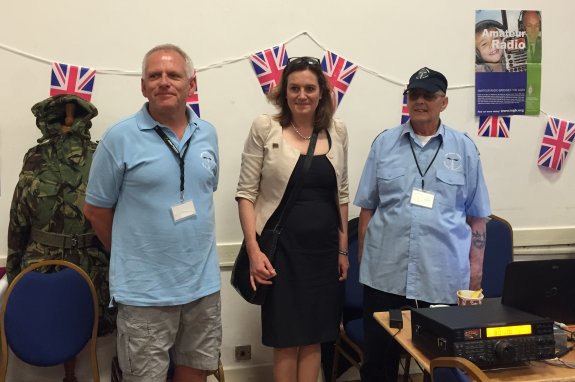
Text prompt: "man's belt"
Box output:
[[30, 228, 99, 249]]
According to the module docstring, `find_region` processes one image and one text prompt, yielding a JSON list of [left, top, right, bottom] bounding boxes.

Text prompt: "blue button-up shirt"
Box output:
[[354, 122, 491, 304]]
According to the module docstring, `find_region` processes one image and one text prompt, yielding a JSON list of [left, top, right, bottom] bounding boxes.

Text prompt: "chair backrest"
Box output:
[[481, 214, 513, 298], [343, 217, 362, 322], [0, 260, 100, 381], [502, 258, 575, 324], [431, 357, 490, 382]]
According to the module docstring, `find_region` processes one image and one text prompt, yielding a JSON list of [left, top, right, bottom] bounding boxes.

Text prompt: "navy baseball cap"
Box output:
[[404, 67, 448, 94]]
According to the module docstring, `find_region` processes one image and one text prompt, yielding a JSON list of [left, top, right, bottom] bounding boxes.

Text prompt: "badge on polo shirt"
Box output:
[[171, 200, 196, 222], [410, 188, 435, 209]]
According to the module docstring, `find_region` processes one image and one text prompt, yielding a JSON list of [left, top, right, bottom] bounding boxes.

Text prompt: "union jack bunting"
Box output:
[[478, 116, 511, 138], [537, 116, 575, 171], [186, 73, 200, 117], [401, 93, 409, 125], [321, 51, 358, 109], [50, 62, 96, 101], [249, 45, 289, 94]]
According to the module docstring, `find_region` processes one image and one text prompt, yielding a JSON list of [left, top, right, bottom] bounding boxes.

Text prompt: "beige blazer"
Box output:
[[236, 114, 349, 234]]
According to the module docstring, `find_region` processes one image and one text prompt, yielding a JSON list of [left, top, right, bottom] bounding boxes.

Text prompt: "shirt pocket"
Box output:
[[435, 170, 465, 208], [376, 167, 408, 204]]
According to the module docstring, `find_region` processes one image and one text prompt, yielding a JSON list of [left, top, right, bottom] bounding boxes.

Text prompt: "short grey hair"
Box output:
[[141, 44, 194, 79]]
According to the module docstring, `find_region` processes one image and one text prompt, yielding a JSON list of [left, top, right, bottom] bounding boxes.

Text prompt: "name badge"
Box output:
[[171, 200, 196, 222], [410, 188, 435, 209]]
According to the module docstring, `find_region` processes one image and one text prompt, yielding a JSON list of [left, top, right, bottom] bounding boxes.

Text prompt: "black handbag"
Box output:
[[231, 130, 318, 305], [230, 229, 279, 305]]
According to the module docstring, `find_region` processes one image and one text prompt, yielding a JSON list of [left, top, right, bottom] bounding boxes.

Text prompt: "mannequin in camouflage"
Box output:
[[7, 94, 116, 382]]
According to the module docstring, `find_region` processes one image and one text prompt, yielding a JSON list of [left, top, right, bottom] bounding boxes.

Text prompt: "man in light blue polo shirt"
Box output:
[[354, 67, 491, 382], [84, 44, 220, 382]]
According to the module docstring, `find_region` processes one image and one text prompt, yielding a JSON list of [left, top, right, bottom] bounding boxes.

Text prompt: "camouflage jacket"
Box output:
[[7, 95, 115, 335]]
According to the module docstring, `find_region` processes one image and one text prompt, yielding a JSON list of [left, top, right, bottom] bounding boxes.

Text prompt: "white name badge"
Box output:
[[410, 188, 435, 209], [171, 200, 196, 222]]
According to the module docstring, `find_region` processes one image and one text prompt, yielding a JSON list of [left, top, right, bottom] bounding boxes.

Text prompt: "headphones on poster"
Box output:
[[518, 10, 542, 34], [475, 20, 505, 64]]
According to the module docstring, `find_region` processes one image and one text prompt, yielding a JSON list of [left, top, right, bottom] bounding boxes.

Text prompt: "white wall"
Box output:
[[1, 0, 575, 377]]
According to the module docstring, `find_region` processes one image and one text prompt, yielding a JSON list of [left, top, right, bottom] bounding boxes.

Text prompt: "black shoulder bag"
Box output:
[[231, 131, 318, 305]]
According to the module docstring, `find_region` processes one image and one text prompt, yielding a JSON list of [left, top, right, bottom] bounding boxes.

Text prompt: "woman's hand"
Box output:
[[338, 254, 349, 281], [248, 247, 277, 291]]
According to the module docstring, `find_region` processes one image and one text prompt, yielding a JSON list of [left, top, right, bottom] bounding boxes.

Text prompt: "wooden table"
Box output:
[[374, 310, 575, 381]]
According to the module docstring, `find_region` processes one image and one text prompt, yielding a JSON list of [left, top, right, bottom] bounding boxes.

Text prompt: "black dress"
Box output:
[[262, 153, 342, 348]]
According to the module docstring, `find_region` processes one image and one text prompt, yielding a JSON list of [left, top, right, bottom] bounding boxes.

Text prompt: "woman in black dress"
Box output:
[[236, 57, 349, 381]]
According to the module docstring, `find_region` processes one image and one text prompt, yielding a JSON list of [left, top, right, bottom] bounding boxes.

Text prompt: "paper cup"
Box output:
[[457, 290, 484, 306]]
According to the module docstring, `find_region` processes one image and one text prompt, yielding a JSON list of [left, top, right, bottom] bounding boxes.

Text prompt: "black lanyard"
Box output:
[[409, 134, 442, 190], [154, 126, 191, 202]]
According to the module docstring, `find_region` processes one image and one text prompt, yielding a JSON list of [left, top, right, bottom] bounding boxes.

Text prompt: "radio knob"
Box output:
[[495, 341, 516, 362]]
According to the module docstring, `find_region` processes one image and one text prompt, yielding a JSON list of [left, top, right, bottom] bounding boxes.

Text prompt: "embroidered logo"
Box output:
[[200, 151, 216, 172], [416, 67, 430, 79], [443, 152, 462, 171]]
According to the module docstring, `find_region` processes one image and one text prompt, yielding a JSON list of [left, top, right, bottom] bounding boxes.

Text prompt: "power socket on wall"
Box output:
[[235, 345, 252, 361]]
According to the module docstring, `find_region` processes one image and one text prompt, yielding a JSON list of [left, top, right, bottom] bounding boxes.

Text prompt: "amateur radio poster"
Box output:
[[475, 10, 542, 116]]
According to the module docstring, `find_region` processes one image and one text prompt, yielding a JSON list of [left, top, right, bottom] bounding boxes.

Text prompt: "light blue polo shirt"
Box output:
[[354, 122, 491, 304], [86, 104, 220, 306]]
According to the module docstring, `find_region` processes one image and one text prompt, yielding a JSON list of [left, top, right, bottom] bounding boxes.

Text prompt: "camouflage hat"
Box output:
[[31, 95, 98, 142]]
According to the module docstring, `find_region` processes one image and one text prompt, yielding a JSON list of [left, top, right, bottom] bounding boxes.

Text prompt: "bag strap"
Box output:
[[271, 130, 319, 234]]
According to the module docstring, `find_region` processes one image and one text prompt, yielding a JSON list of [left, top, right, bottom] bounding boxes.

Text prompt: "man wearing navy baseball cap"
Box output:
[[404, 66, 448, 94], [354, 67, 491, 381]]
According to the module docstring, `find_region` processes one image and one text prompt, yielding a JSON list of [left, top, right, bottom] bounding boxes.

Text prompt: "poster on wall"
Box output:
[[475, 10, 542, 116]]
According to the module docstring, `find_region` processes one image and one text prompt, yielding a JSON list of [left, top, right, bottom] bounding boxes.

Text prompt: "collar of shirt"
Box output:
[[400, 121, 445, 147], [137, 104, 199, 148]]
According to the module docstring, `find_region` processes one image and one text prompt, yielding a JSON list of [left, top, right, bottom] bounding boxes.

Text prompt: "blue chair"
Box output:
[[330, 218, 363, 381], [481, 214, 513, 298], [330, 218, 412, 381], [430, 357, 489, 382], [0, 260, 100, 382], [428, 215, 511, 382]]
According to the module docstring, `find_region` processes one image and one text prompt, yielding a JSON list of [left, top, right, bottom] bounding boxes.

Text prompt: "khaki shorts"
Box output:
[[116, 292, 222, 382]]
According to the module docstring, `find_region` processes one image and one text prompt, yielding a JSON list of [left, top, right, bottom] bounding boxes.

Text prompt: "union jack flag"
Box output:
[[478, 116, 511, 138], [537, 116, 575, 171], [321, 51, 358, 109], [401, 93, 409, 125], [50, 62, 96, 101], [250, 45, 289, 94], [186, 73, 200, 117]]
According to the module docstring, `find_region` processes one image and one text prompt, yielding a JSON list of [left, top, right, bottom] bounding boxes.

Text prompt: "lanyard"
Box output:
[[154, 126, 191, 202], [409, 135, 442, 190]]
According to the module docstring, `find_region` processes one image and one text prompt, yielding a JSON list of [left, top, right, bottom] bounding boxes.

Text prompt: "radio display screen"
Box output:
[[486, 324, 532, 338]]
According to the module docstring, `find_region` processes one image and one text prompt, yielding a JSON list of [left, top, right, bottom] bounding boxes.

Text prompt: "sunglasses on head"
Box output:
[[405, 89, 445, 101], [287, 56, 321, 66]]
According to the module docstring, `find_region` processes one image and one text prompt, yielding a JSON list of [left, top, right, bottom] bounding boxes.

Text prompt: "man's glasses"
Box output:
[[287, 56, 321, 66], [405, 89, 445, 101]]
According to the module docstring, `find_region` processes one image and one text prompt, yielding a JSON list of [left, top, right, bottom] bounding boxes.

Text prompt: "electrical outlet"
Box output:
[[235, 345, 251, 361]]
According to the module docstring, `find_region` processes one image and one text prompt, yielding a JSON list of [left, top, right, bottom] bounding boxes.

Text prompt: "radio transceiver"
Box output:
[[411, 304, 555, 367]]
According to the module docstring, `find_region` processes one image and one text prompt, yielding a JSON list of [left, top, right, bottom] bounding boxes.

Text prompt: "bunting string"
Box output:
[[0, 31, 554, 118], [0, 31, 473, 88], [1, 31, 568, 169]]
